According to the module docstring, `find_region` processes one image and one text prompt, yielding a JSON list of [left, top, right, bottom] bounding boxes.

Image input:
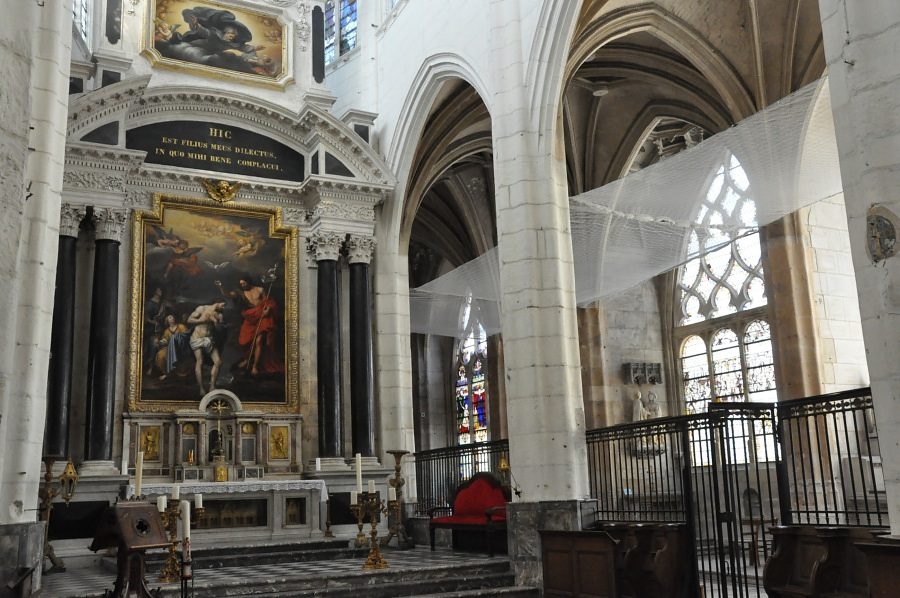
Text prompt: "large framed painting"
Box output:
[[128, 195, 298, 413], [144, 0, 292, 88]]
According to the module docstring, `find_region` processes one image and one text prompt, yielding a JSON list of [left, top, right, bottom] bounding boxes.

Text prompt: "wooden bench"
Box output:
[[429, 472, 510, 557]]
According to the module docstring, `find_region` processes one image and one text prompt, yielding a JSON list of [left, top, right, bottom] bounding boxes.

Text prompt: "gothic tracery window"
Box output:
[[676, 153, 777, 416]]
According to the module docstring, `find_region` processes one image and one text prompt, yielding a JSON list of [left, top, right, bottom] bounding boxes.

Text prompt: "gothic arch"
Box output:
[[566, 4, 756, 121]]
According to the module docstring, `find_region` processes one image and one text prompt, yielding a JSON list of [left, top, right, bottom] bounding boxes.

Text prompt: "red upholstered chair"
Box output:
[[428, 472, 511, 556]]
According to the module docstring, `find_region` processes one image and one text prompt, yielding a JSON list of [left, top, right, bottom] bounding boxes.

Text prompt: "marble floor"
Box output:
[[41, 547, 508, 598]]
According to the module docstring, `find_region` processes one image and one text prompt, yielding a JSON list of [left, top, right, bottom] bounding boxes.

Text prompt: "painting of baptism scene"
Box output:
[[138, 202, 288, 404], [149, 0, 286, 82]]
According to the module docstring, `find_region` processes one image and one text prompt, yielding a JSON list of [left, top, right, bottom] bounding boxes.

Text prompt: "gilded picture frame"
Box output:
[[128, 194, 299, 414], [144, 0, 293, 89]]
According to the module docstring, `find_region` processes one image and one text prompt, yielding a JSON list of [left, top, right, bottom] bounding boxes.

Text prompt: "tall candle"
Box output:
[[368, 479, 375, 494], [135, 451, 144, 498], [194, 493, 203, 509], [355, 453, 363, 491], [181, 500, 191, 540], [157, 495, 167, 512], [171, 484, 181, 500], [388, 487, 396, 502], [350, 490, 358, 505]]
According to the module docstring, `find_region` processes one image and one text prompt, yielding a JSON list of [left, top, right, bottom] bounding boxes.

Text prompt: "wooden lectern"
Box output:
[[90, 502, 170, 598]]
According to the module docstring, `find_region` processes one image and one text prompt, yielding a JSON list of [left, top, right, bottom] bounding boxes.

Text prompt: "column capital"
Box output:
[[59, 203, 87, 238], [346, 235, 376, 264], [306, 231, 344, 262], [92, 207, 129, 242]]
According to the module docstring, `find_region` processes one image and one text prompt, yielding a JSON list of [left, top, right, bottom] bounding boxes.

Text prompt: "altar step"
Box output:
[[165, 559, 536, 598], [144, 538, 367, 570]]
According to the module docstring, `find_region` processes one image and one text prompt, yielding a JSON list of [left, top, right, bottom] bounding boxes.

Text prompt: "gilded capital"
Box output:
[[59, 203, 87, 238], [92, 207, 129, 242], [306, 231, 344, 262], [346, 235, 376, 264]]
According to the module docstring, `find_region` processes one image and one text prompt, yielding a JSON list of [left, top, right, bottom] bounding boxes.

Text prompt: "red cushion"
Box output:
[[432, 515, 498, 525], [452, 478, 508, 516]]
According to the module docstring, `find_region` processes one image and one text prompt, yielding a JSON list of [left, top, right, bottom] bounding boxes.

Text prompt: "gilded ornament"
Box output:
[[201, 179, 243, 203]]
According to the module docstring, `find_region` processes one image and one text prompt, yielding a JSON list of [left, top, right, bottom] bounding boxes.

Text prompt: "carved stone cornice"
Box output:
[[64, 144, 146, 196], [92, 207, 129, 242], [346, 235, 376, 265], [67, 76, 150, 140], [125, 168, 305, 208], [312, 199, 375, 224], [59, 203, 87, 237], [307, 231, 345, 262]]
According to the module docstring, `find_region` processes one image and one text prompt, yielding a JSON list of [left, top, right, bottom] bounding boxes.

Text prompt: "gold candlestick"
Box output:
[[350, 498, 368, 548], [360, 492, 388, 570], [158, 502, 205, 583], [158, 502, 182, 583]]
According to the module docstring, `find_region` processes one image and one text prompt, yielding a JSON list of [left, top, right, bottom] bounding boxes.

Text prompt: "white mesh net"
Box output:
[[409, 78, 842, 338]]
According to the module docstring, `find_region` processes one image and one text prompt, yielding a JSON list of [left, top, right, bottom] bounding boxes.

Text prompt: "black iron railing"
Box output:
[[412, 388, 882, 597], [414, 439, 509, 514], [777, 388, 885, 527]]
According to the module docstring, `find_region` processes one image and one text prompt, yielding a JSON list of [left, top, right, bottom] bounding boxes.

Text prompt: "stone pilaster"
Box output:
[[346, 235, 376, 457], [819, 0, 900, 534], [308, 231, 345, 458], [83, 207, 128, 470]]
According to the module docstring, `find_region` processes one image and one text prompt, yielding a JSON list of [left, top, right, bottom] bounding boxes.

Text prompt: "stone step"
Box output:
[[160, 561, 515, 598], [410, 587, 541, 598], [145, 543, 368, 569]]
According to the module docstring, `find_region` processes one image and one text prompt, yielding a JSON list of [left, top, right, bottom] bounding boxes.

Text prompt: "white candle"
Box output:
[[355, 453, 363, 491], [315, 457, 321, 472], [171, 484, 181, 500], [135, 451, 144, 498], [368, 479, 375, 494], [194, 493, 203, 509], [181, 500, 191, 540], [157, 495, 167, 512], [350, 490, 358, 505], [388, 487, 396, 502]]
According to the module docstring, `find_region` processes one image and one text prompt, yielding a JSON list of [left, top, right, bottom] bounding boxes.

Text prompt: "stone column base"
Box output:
[[0, 521, 45, 597], [308, 457, 350, 472], [77, 460, 119, 477], [506, 499, 597, 588]]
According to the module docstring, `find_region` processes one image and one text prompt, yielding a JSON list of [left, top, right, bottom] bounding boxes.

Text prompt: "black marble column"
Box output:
[[347, 236, 376, 457], [84, 208, 127, 463], [312, 232, 344, 458], [44, 204, 85, 459]]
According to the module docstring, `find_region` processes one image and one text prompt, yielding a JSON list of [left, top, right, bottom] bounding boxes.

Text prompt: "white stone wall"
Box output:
[[803, 196, 869, 393], [819, 0, 900, 532], [0, 0, 73, 524]]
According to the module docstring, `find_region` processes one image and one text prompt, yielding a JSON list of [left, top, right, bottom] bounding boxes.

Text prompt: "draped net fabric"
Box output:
[[409, 78, 842, 338]]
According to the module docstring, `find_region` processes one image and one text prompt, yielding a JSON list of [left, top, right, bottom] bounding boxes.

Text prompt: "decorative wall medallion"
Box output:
[[140, 426, 162, 461], [867, 205, 898, 263], [202, 179, 242, 203], [144, 0, 293, 89], [182, 423, 196, 435], [269, 426, 289, 460], [241, 422, 256, 434]]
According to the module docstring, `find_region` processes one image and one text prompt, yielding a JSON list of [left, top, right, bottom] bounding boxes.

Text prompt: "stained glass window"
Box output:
[[454, 324, 489, 446], [73, 0, 90, 40], [324, 0, 358, 65]]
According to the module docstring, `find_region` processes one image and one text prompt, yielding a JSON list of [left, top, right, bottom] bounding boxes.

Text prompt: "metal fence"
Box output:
[[412, 388, 883, 597], [414, 439, 509, 514], [584, 387, 883, 597]]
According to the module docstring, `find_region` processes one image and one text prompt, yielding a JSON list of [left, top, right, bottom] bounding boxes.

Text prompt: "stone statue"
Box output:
[[632, 391, 648, 422], [646, 391, 661, 419]]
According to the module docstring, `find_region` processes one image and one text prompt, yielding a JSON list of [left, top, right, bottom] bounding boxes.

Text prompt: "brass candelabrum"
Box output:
[[38, 458, 79, 573], [381, 450, 411, 548], [158, 502, 205, 583], [350, 492, 388, 570]]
